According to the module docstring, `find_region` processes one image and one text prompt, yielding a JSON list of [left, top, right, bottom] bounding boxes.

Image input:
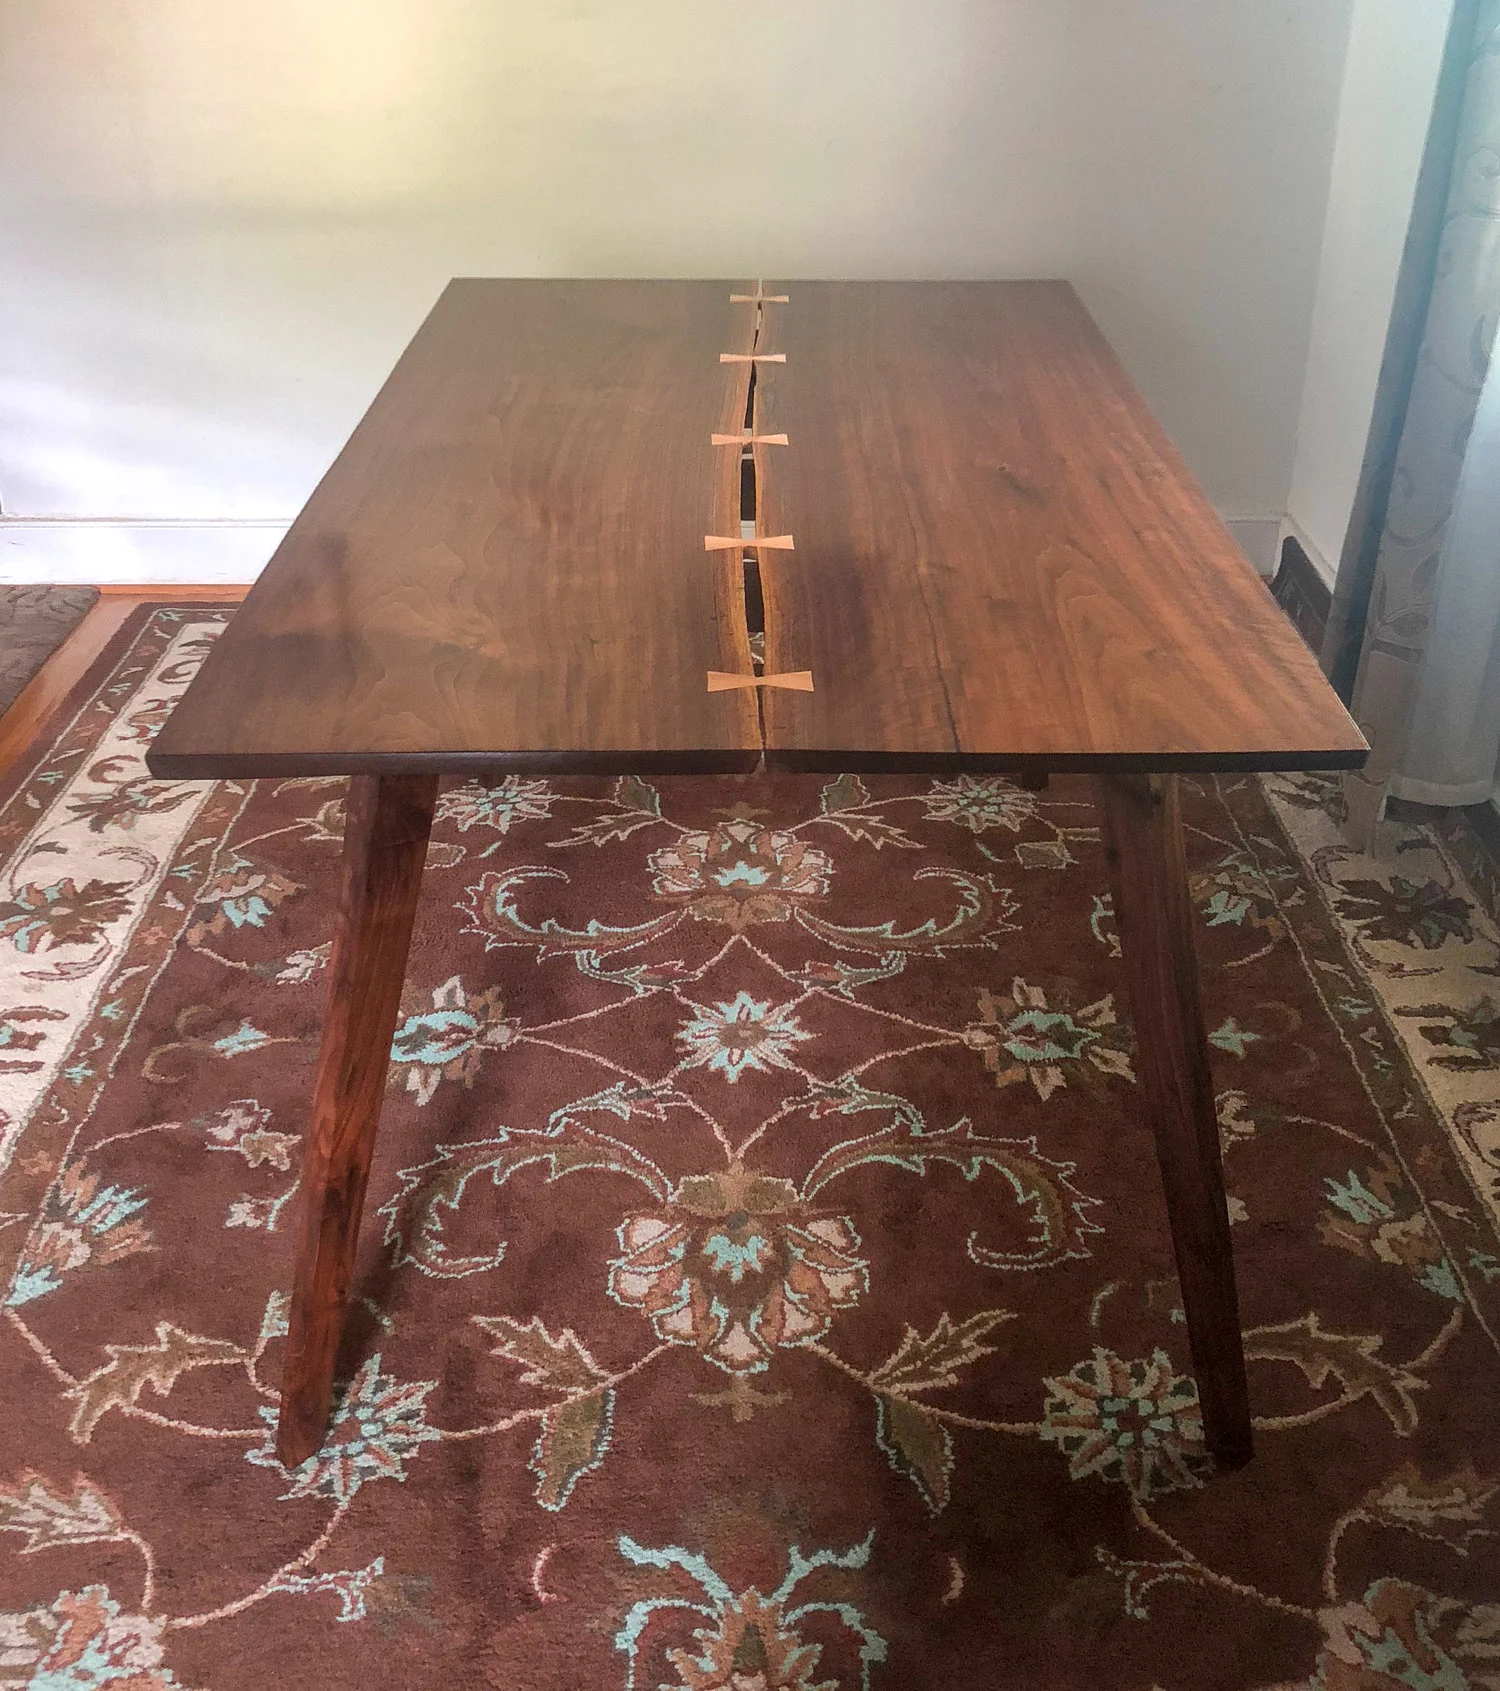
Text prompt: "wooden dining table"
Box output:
[[147, 278, 1367, 1473]]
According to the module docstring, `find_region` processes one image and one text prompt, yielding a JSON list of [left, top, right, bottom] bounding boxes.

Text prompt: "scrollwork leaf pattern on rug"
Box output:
[[0, 615, 1497, 1687]]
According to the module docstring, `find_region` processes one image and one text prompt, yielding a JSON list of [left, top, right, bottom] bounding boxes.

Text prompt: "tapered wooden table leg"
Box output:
[[1093, 773, 1253, 1468], [276, 773, 439, 1469]]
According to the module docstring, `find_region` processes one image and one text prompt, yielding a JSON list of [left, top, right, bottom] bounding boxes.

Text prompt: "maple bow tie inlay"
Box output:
[[704, 535, 794, 552], [705, 670, 815, 693]]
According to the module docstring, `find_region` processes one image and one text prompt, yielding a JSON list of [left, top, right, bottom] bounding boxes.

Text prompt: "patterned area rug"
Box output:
[[0, 586, 99, 716], [2, 606, 1499, 1691]]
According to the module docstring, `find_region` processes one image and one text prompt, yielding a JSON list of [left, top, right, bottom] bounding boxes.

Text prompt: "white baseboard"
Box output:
[[1223, 516, 1282, 577], [0, 519, 289, 584]]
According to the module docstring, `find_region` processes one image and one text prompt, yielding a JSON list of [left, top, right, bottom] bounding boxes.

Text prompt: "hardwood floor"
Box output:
[[96, 583, 258, 600], [0, 586, 250, 784]]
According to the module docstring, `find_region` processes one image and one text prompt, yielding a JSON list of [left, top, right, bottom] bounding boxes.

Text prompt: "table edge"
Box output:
[[145, 744, 1369, 782]]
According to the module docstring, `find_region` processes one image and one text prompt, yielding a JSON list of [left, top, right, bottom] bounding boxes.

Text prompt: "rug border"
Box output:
[[0, 601, 240, 812], [1239, 771, 1500, 1349]]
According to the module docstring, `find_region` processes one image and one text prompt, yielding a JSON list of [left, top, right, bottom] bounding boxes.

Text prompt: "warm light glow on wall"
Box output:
[[0, 0, 1392, 582], [132, 0, 458, 209]]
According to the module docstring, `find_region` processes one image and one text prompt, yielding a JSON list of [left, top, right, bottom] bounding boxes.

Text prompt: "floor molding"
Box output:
[[1222, 515, 1282, 576], [0, 520, 287, 584]]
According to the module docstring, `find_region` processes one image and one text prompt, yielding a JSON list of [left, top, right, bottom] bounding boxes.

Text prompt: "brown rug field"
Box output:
[[1, 605, 1498, 1690]]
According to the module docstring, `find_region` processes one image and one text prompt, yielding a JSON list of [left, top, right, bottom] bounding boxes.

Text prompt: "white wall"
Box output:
[[0, 0, 1356, 583], [1285, 0, 1455, 585]]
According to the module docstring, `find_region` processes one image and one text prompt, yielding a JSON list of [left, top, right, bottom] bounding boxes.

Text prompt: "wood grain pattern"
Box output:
[[148, 282, 762, 780], [1094, 772, 1253, 1467], [755, 282, 1366, 773], [277, 774, 438, 1468], [149, 279, 1364, 783]]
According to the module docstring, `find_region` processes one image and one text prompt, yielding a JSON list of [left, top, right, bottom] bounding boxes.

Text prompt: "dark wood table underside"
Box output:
[[147, 280, 1366, 1477]]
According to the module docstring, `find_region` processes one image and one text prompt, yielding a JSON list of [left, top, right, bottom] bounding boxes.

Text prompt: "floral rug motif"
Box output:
[[1, 606, 1499, 1690]]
